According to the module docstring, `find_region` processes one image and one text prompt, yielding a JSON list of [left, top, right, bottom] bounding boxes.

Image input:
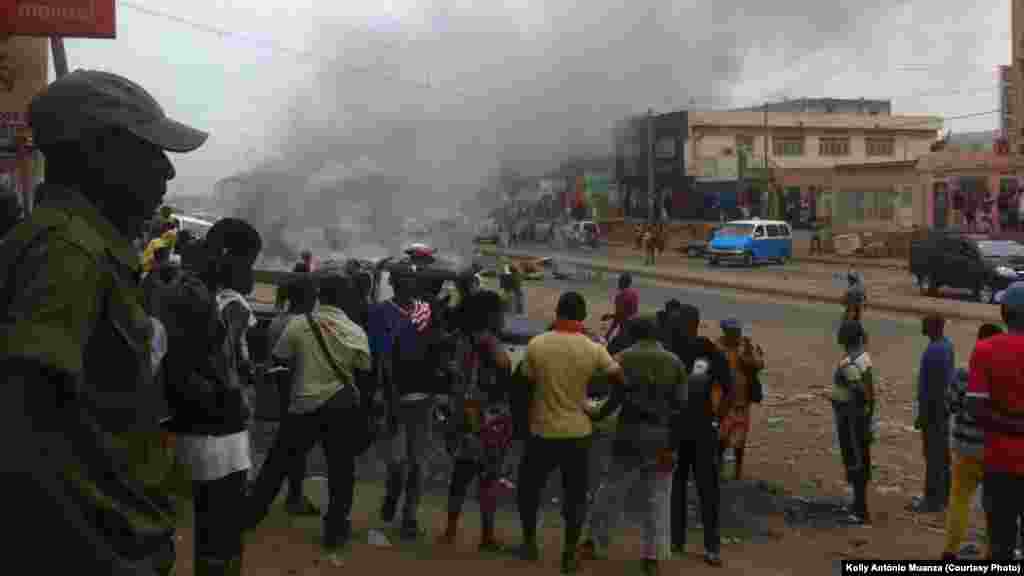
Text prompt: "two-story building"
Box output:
[[687, 103, 942, 228]]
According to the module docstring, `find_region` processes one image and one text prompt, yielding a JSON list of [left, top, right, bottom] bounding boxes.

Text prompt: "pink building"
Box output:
[[917, 150, 1023, 236]]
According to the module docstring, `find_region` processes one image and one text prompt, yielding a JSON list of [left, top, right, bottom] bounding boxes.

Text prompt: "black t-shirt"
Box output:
[[668, 335, 733, 437]]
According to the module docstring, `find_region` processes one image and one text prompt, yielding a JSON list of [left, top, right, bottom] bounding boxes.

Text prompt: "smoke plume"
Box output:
[[231, 0, 910, 264]]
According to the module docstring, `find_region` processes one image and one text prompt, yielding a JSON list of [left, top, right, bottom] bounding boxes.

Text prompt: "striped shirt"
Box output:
[[949, 366, 983, 458]]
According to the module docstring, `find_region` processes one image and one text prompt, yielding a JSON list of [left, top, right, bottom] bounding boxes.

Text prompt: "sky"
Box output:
[[58, 0, 1011, 210]]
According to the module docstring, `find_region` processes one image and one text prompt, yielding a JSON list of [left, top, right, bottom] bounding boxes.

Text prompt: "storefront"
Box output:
[[917, 150, 1019, 235], [773, 168, 832, 227], [827, 161, 922, 232], [0, 37, 48, 212]]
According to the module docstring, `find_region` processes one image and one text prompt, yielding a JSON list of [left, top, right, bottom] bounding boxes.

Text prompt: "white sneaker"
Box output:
[[368, 529, 393, 548]]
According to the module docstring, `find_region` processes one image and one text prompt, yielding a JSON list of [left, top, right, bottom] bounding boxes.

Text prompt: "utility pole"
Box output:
[[647, 108, 655, 224], [763, 109, 769, 218]]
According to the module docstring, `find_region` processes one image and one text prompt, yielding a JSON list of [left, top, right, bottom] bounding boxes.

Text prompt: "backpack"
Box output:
[[144, 267, 250, 432]]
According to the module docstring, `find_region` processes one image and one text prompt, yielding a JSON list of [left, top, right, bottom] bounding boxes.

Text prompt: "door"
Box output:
[[765, 224, 782, 258], [779, 223, 794, 258], [961, 241, 987, 289], [751, 225, 768, 259], [939, 237, 971, 289], [934, 184, 948, 230]]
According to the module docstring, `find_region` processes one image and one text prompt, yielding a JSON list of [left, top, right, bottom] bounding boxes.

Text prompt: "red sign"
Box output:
[[0, 112, 29, 127], [0, 0, 116, 38]]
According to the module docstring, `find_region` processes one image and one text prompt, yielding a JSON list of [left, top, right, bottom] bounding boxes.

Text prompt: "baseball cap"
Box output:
[[29, 70, 208, 153], [995, 281, 1024, 307]]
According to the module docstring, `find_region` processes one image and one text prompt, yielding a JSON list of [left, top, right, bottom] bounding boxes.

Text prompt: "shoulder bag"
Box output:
[[305, 312, 376, 455]]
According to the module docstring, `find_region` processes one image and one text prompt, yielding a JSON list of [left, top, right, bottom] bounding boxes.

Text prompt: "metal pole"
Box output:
[[50, 37, 69, 78], [763, 109, 769, 218], [647, 109, 655, 224]]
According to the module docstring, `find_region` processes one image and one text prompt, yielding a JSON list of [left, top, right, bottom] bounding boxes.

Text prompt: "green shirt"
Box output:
[[614, 340, 688, 465], [0, 185, 175, 570]]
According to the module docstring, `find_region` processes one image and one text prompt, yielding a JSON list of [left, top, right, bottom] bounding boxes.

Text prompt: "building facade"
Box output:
[[917, 150, 1024, 236], [1013, 1, 1024, 158], [614, 110, 691, 220], [687, 109, 942, 227]]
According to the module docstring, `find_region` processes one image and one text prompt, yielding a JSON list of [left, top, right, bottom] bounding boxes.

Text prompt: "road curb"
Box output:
[[602, 240, 908, 270], [490, 248, 998, 324]]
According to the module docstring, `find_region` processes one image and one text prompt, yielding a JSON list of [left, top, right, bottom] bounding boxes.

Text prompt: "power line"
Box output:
[[117, 1, 463, 95]]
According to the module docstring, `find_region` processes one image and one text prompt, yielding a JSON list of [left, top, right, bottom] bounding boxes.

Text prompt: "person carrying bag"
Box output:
[[246, 274, 372, 566]]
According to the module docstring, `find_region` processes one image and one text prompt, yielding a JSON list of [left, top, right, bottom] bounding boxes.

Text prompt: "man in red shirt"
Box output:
[[968, 282, 1024, 560], [604, 273, 639, 342]]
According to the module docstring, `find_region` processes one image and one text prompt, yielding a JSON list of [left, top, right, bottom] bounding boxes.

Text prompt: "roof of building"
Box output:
[[731, 98, 891, 113], [916, 149, 1015, 173]]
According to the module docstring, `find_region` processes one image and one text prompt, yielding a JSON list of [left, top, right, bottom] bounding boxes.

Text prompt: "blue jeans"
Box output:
[[590, 459, 674, 560]]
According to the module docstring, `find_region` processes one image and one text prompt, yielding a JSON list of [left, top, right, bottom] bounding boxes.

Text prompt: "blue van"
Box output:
[[707, 219, 793, 267]]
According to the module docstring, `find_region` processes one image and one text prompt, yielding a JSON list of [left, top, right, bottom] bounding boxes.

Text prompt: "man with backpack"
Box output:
[[0, 70, 207, 575], [154, 218, 261, 576], [664, 303, 733, 566]]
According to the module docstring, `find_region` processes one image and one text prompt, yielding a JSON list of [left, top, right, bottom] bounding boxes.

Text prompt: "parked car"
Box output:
[[909, 232, 1024, 303], [707, 219, 793, 267], [563, 220, 600, 248], [172, 214, 214, 240], [530, 220, 558, 244]]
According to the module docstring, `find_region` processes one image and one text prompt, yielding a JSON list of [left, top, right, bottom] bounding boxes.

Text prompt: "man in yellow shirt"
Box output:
[[516, 291, 625, 574]]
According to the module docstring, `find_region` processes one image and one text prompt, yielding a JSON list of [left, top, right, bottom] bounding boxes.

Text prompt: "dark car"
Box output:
[[909, 232, 1024, 303]]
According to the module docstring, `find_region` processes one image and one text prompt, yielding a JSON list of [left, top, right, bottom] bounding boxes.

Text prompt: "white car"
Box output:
[[563, 220, 600, 247]]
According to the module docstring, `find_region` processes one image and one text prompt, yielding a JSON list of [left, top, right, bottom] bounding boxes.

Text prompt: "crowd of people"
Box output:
[[6, 68, 1024, 576]]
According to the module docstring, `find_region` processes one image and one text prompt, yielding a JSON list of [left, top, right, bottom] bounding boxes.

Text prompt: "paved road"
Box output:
[[539, 270, 918, 340]]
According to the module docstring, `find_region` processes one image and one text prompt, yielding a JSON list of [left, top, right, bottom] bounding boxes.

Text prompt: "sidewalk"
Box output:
[[493, 247, 998, 324], [606, 239, 908, 270]]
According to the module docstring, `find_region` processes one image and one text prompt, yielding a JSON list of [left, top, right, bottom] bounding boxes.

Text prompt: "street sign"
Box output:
[[1, 0, 116, 38]]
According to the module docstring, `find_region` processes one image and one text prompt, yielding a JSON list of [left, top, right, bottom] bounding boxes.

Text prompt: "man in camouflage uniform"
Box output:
[[0, 70, 207, 575]]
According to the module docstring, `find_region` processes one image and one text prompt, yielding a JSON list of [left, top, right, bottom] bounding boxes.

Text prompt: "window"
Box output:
[[655, 137, 676, 159], [766, 224, 780, 237], [838, 190, 899, 222], [735, 134, 754, 153], [879, 190, 898, 221], [772, 137, 804, 156], [780, 223, 792, 237], [819, 137, 851, 156], [900, 186, 913, 208], [753, 226, 766, 238], [866, 137, 895, 156]]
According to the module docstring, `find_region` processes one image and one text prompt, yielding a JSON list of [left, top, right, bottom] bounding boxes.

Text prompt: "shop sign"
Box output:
[[0, 37, 49, 127], [1, 0, 116, 38]]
